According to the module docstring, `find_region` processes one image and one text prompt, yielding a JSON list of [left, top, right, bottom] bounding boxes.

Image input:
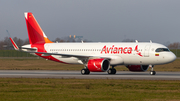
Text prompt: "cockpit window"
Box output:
[[155, 48, 170, 52]]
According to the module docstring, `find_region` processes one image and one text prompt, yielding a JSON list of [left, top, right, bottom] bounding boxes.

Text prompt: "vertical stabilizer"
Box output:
[[24, 12, 53, 44]]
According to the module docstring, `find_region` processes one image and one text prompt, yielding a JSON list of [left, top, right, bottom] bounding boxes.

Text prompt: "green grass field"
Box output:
[[0, 50, 35, 57], [0, 58, 180, 71], [0, 78, 180, 101]]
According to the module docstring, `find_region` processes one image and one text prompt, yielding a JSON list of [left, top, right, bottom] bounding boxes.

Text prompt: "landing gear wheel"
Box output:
[[107, 69, 112, 74], [149, 65, 156, 75], [150, 71, 156, 75], [107, 68, 116, 74], [81, 69, 90, 75]]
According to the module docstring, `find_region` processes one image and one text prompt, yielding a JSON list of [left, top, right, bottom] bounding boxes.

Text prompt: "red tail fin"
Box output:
[[24, 12, 53, 44]]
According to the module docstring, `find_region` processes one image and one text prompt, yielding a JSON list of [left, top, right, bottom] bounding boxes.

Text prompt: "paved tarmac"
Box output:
[[0, 70, 180, 80]]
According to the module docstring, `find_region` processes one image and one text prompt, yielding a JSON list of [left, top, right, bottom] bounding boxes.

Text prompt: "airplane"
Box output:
[[9, 12, 176, 75]]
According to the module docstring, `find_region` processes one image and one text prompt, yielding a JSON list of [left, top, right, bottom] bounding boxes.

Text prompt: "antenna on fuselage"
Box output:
[[150, 40, 152, 43], [135, 40, 138, 43]]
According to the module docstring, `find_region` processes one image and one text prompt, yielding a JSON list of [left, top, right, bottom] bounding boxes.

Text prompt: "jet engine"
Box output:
[[126, 65, 149, 72], [87, 58, 110, 72]]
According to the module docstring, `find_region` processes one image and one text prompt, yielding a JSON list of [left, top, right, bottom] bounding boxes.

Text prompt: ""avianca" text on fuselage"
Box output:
[[101, 45, 143, 56], [101, 45, 133, 54]]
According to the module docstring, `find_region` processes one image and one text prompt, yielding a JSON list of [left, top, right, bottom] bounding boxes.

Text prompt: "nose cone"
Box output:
[[167, 52, 176, 63]]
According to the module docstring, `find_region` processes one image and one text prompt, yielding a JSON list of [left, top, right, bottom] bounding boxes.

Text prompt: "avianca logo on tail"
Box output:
[[101, 45, 143, 57]]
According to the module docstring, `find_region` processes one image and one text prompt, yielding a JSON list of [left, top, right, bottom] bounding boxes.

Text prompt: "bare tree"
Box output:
[[3, 37, 12, 50], [54, 37, 65, 42], [0, 36, 92, 50], [0, 40, 4, 50], [23, 38, 29, 45], [168, 42, 180, 49]]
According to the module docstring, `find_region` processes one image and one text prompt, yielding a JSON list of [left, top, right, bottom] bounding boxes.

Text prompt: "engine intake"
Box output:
[[126, 65, 149, 72], [87, 58, 110, 72]]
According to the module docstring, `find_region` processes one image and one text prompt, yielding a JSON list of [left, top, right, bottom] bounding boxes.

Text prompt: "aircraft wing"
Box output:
[[28, 51, 111, 59], [31, 51, 91, 58]]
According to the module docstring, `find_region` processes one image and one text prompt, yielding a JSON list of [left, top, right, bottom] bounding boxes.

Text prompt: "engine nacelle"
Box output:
[[126, 65, 149, 72], [87, 58, 110, 72]]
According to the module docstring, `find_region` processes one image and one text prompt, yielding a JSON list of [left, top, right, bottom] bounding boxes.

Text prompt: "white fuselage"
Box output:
[[33, 42, 176, 66]]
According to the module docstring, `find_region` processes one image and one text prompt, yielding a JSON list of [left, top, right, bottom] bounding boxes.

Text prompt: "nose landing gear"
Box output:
[[149, 65, 156, 75]]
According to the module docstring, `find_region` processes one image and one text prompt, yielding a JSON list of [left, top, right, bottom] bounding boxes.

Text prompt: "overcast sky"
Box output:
[[0, 0, 180, 44]]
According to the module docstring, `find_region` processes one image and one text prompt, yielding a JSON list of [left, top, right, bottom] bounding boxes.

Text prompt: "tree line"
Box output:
[[0, 37, 90, 50]]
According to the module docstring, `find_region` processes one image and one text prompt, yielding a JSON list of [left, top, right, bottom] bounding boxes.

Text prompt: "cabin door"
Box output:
[[144, 45, 151, 57]]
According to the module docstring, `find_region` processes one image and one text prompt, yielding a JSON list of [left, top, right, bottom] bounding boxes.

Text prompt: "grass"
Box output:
[[0, 59, 180, 71], [0, 50, 35, 57], [0, 59, 84, 70], [0, 78, 180, 101]]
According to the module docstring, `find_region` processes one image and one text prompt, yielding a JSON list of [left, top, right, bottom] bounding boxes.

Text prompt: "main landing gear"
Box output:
[[149, 65, 156, 75], [81, 67, 90, 75], [107, 66, 116, 74]]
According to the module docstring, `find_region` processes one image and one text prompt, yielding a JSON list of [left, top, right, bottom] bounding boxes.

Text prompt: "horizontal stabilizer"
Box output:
[[21, 47, 37, 52]]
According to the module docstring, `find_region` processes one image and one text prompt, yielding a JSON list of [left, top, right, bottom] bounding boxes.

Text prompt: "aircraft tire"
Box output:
[[86, 69, 90, 74], [81, 69, 90, 75], [112, 69, 116, 74], [108, 68, 116, 74], [150, 71, 156, 75]]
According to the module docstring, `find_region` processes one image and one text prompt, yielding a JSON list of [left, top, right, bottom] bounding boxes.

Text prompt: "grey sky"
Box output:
[[0, 0, 180, 44]]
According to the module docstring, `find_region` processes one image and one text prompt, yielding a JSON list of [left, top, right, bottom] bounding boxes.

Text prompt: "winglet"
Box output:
[[6, 30, 19, 50], [9, 37, 19, 50]]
